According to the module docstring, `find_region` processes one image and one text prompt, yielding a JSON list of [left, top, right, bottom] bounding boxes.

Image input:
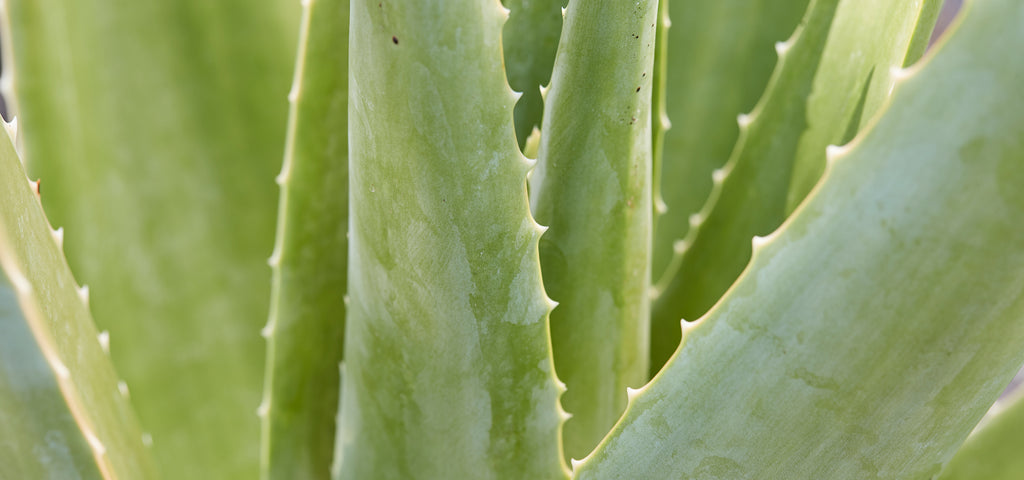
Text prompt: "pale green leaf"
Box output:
[[0, 127, 155, 479], [3, 1, 300, 477], [650, 0, 935, 372], [650, 0, 809, 282], [502, 0, 565, 149], [259, 0, 348, 478], [575, 0, 1024, 476], [938, 391, 1024, 479], [335, 1, 567, 478], [529, 0, 657, 461]]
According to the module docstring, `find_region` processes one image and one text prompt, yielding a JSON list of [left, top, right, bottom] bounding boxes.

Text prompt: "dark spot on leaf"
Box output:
[[392, 36, 399, 44], [636, 87, 641, 92]]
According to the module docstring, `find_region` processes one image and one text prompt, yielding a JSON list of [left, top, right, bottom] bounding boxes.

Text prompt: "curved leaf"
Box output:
[[576, 0, 1024, 476], [0, 126, 155, 479], [3, 0, 299, 477], [650, 0, 936, 372]]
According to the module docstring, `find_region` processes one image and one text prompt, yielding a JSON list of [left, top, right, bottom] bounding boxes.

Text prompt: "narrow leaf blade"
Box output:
[[530, 0, 657, 461], [0, 127, 155, 479], [4, 1, 299, 477], [259, 0, 349, 478]]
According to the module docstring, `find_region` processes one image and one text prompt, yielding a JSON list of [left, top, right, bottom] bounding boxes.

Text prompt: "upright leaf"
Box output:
[[336, 1, 567, 478], [650, 0, 937, 371], [259, 0, 348, 478], [3, 0, 299, 477], [530, 0, 657, 461], [575, 0, 1024, 476], [502, 0, 565, 149], [650, 0, 809, 282], [0, 126, 155, 479]]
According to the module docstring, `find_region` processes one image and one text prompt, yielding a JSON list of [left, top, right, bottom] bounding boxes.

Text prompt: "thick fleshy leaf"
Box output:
[[0, 127, 155, 479], [650, 0, 809, 282], [649, 0, 937, 372], [3, 1, 299, 477], [502, 0, 565, 149], [335, 1, 568, 478], [529, 0, 657, 461], [938, 392, 1024, 479], [259, 0, 348, 478], [574, 0, 1024, 476]]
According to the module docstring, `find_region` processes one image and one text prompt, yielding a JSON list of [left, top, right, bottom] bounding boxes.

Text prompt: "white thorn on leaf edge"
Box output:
[[267, 250, 281, 267], [775, 40, 792, 56], [889, 65, 913, 81], [687, 213, 703, 229], [84, 430, 106, 456], [260, 322, 274, 339], [751, 235, 769, 249], [8, 267, 31, 294], [737, 113, 752, 129], [342, 294, 350, 306], [141, 433, 153, 447], [570, 458, 584, 471], [3, 116, 17, 142], [712, 167, 727, 183], [28, 178, 41, 195], [557, 406, 572, 422], [287, 84, 299, 104], [673, 238, 690, 254], [97, 330, 110, 354], [626, 386, 643, 402], [118, 381, 130, 398], [51, 227, 64, 250], [545, 297, 559, 310], [825, 144, 848, 165], [51, 358, 70, 380], [300, 0, 312, 7], [659, 113, 672, 131], [78, 285, 90, 306], [257, 400, 270, 418]]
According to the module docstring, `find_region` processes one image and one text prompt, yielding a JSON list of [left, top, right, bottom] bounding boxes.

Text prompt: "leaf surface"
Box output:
[[502, 0, 565, 149], [529, 0, 657, 461], [650, 0, 937, 371], [938, 391, 1024, 479], [336, 1, 567, 478], [3, 0, 300, 477], [0, 126, 155, 479], [575, 1, 1024, 476], [260, 0, 348, 478], [650, 0, 809, 282]]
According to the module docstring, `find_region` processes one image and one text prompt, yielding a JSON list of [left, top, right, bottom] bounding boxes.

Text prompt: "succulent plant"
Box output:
[[1, 0, 1023, 478]]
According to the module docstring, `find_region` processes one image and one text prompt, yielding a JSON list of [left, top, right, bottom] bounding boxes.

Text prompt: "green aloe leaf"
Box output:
[[3, 0, 299, 478], [529, 0, 657, 461], [574, 0, 1024, 476], [502, 0, 565, 149], [938, 391, 1024, 479], [650, 0, 809, 282], [335, 1, 567, 478], [259, 0, 348, 478], [0, 127, 155, 479], [650, 0, 937, 372]]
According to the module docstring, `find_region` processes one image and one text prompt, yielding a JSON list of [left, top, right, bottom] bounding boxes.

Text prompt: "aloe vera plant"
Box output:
[[2, 0, 1024, 478]]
